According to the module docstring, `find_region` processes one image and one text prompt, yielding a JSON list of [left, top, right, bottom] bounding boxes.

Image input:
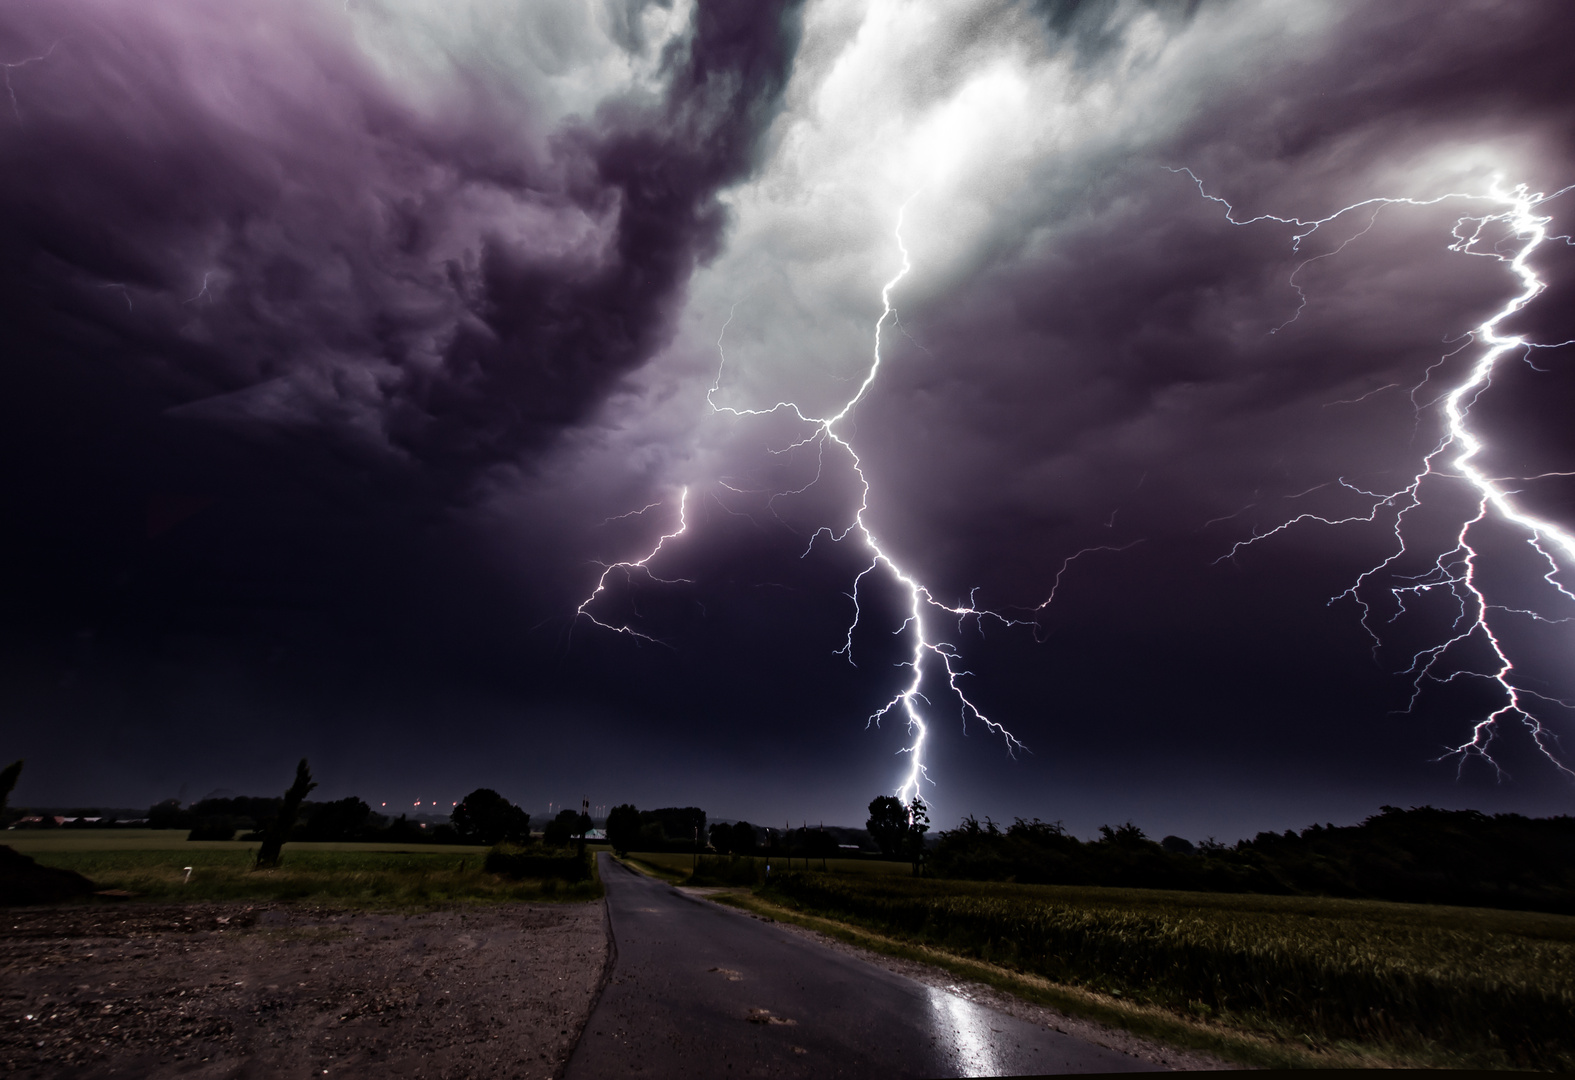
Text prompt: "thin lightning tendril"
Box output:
[[574, 487, 692, 646], [3, 41, 57, 123], [1191, 169, 1575, 780]]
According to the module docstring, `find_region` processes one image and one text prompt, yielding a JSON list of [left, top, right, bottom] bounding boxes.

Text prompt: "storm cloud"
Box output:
[[3, 0, 1573, 837]]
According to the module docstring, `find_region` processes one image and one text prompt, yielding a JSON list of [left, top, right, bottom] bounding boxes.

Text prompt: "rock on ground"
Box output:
[[0, 900, 609, 1079]]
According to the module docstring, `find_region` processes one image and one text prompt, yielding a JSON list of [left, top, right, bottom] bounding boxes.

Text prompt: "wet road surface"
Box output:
[[564, 854, 1155, 1078]]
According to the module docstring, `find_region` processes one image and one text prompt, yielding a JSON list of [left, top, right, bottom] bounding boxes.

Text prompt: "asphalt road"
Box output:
[[564, 855, 1154, 1079]]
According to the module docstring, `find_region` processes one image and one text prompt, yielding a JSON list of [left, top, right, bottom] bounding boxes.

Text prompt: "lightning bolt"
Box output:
[[589, 199, 1141, 800], [698, 199, 1037, 802], [574, 487, 692, 645], [579, 194, 1163, 798], [3, 41, 58, 123], [1191, 169, 1575, 780]]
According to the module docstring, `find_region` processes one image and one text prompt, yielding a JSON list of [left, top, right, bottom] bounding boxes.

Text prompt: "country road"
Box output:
[[564, 854, 1155, 1079]]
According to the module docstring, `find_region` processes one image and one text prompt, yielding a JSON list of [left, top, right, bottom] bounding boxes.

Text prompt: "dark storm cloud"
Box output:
[[0, 0, 804, 473], [863, 0, 1575, 602], [0, 0, 804, 795]]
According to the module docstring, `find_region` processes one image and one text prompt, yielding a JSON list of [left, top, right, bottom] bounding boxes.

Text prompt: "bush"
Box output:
[[484, 845, 590, 881], [187, 818, 238, 841], [687, 855, 761, 887]]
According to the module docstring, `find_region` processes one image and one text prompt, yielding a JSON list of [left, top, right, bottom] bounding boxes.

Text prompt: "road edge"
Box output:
[[704, 890, 1412, 1071], [556, 853, 619, 1080]]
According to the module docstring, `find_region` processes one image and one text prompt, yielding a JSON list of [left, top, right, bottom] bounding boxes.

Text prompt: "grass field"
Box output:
[[758, 872, 1575, 1071], [6, 831, 601, 906]]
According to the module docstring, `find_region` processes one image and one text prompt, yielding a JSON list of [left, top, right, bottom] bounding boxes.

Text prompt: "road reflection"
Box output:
[[927, 985, 1007, 1077]]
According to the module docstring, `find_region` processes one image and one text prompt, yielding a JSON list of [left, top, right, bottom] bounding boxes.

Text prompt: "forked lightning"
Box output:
[[1192, 170, 1575, 778]]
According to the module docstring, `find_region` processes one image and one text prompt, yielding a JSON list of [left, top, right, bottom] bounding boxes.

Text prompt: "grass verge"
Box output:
[[20, 845, 603, 908], [616, 854, 689, 884], [747, 873, 1575, 1071], [714, 889, 1372, 1070]]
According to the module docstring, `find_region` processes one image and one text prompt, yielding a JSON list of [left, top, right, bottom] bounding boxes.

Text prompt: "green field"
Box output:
[[6, 831, 600, 906], [759, 872, 1575, 1070]]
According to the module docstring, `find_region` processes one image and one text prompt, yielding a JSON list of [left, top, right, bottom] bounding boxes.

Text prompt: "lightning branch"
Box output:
[[1188, 169, 1575, 779]]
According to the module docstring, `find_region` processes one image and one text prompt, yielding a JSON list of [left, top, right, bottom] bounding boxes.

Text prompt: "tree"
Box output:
[[606, 804, 640, 856], [451, 789, 530, 846], [904, 797, 930, 875], [709, 821, 733, 855], [543, 808, 583, 848], [148, 798, 193, 830], [640, 807, 706, 850], [730, 821, 757, 855], [0, 759, 21, 820], [303, 797, 377, 842], [1097, 821, 1151, 848], [867, 795, 907, 857], [254, 759, 316, 870]]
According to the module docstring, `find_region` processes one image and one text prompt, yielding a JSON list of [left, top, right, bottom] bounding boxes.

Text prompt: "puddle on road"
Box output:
[[927, 986, 1007, 1077]]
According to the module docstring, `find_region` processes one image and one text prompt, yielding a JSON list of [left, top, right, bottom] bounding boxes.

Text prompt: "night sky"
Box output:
[[4, 0, 1575, 842]]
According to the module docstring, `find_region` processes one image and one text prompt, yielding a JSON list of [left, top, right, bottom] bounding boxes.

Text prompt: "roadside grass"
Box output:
[[14, 842, 603, 908], [751, 872, 1575, 1071], [616, 854, 690, 884]]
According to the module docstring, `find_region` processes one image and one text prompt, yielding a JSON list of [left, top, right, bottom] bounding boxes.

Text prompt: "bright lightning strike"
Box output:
[[1192, 169, 1575, 780], [702, 199, 1036, 803], [587, 199, 1128, 801]]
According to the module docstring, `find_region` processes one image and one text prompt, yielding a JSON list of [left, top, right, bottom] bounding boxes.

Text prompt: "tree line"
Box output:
[[928, 805, 1575, 915]]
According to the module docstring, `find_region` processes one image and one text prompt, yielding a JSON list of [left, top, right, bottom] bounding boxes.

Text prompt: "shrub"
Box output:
[[484, 845, 590, 881], [187, 818, 237, 841]]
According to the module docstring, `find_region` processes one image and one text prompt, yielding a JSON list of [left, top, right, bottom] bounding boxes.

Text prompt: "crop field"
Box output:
[[7, 833, 600, 906], [763, 872, 1575, 1070]]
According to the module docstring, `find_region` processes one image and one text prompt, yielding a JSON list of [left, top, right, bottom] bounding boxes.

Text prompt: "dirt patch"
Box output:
[[1, 900, 609, 1079]]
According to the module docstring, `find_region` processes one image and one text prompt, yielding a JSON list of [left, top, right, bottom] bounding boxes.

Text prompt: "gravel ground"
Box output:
[[1, 901, 610, 1080]]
